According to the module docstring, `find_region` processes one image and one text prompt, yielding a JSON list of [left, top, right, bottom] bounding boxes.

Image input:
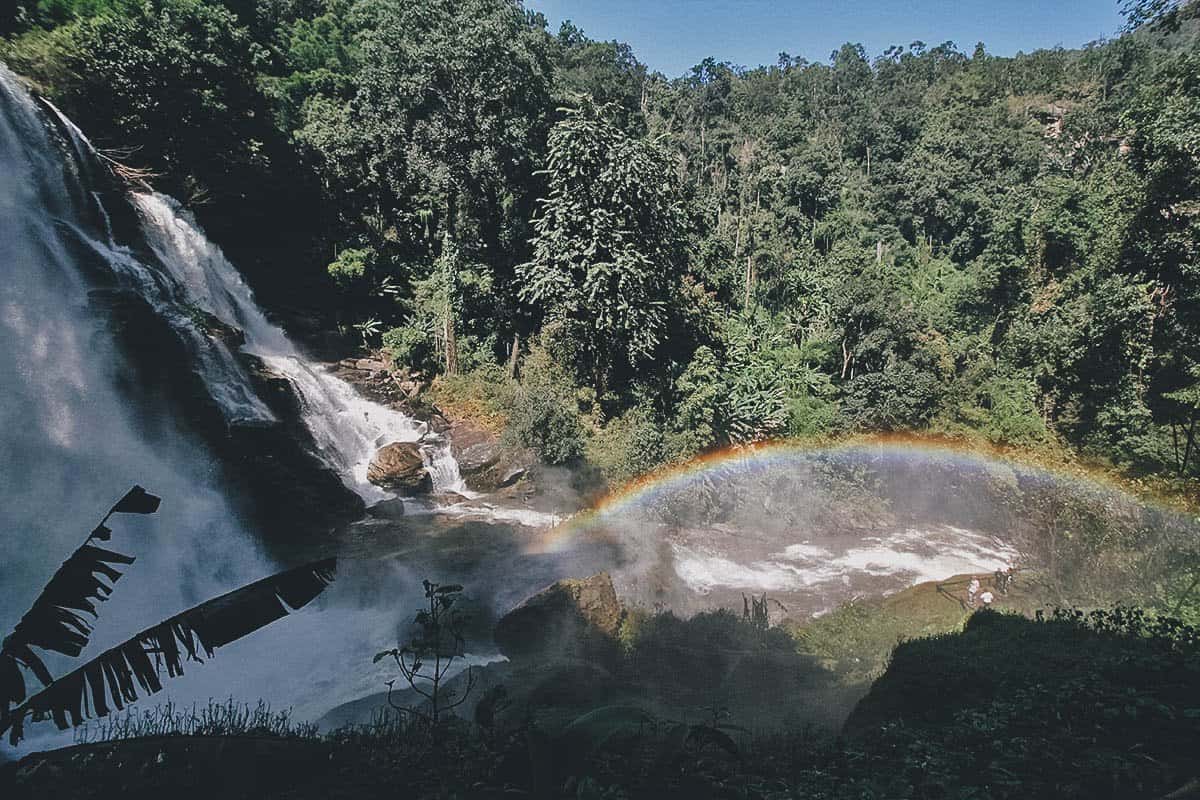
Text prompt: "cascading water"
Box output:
[[0, 67, 271, 749], [34, 102, 276, 429], [0, 67, 486, 757], [131, 193, 468, 500]]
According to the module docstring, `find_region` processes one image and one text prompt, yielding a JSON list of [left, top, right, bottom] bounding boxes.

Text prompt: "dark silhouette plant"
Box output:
[[0, 486, 337, 745], [376, 580, 477, 725]]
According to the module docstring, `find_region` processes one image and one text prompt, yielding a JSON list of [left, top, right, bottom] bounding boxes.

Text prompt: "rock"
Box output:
[[449, 422, 534, 493], [494, 573, 623, 664], [192, 308, 246, 348], [367, 442, 432, 493], [355, 358, 387, 373], [458, 441, 502, 473], [90, 290, 365, 544], [367, 497, 406, 518], [426, 406, 450, 433], [497, 466, 526, 488]]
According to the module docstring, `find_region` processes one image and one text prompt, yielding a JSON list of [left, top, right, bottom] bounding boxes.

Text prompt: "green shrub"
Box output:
[[502, 350, 586, 464], [950, 374, 1050, 446], [429, 365, 516, 431], [786, 393, 839, 437], [327, 247, 373, 288], [503, 384, 585, 465], [839, 361, 941, 430], [586, 405, 668, 485], [381, 324, 436, 373]]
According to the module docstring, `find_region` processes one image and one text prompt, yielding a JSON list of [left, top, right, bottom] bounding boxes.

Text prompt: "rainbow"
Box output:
[[526, 433, 1188, 554]]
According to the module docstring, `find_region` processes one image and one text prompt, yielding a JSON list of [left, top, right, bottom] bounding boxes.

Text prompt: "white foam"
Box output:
[[132, 192, 468, 500], [671, 525, 1018, 594]]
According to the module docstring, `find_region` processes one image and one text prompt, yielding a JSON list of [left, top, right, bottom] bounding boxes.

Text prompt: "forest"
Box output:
[[5, 2, 1200, 798], [2, 0, 1199, 491]]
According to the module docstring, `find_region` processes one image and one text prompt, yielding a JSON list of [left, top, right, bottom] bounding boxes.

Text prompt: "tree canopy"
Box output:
[[5, 0, 1200, 485]]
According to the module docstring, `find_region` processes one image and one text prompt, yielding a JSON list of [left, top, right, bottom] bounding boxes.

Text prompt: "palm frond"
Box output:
[[0, 486, 159, 732], [3, 557, 336, 745]]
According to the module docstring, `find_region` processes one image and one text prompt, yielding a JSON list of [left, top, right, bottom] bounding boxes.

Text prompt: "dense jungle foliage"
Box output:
[[3, 0, 1199, 488]]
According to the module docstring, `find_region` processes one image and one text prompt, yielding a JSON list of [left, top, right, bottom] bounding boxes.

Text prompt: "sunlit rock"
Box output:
[[367, 442, 432, 493]]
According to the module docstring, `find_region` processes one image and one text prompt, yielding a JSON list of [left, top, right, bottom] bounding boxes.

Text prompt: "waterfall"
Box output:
[[130, 193, 468, 499], [0, 67, 503, 757], [37, 101, 276, 428], [0, 67, 269, 748]]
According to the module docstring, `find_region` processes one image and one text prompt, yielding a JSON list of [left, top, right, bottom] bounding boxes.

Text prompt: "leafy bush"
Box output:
[[586, 405, 668, 485], [326, 247, 373, 288], [950, 373, 1050, 446], [381, 324, 436, 373], [786, 393, 839, 437], [840, 361, 941, 430], [504, 384, 585, 465]]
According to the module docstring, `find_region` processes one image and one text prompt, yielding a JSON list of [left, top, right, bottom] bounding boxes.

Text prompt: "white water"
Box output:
[[39, 103, 278, 428], [0, 65, 270, 754], [131, 193, 468, 500], [670, 525, 1018, 596]]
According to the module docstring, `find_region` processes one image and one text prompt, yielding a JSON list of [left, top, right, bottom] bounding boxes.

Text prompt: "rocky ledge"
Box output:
[[494, 573, 624, 664], [449, 420, 533, 493], [366, 441, 431, 494]]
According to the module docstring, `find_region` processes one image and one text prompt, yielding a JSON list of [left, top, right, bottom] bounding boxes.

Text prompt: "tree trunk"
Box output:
[[1172, 420, 1181, 473], [507, 331, 520, 380], [743, 187, 760, 309], [744, 252, 754, 309], [1181, 407, 1198, 476], [443, 306, 458, 376]]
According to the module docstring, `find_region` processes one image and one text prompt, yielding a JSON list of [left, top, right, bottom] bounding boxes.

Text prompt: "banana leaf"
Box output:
[[0, 486, 160, 732], [2, 557, 336, 745]]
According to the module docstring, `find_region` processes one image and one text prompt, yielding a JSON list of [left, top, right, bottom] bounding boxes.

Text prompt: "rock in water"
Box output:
[[367, 442, 432, 493], [494, 573, 623, 664], [450, 421, 533, 492], [367, 497, 406, 519]]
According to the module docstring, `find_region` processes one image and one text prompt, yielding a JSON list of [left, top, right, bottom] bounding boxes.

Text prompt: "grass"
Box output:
[[786, 568, 1060, 687], [71, 699, 318, 745]]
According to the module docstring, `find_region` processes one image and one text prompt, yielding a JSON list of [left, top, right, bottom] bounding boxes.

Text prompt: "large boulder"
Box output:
[[494, 573, 623, 664], [450, 421, 533, 493], [451, 422, 502, 478], [367, 441, 432, 493]]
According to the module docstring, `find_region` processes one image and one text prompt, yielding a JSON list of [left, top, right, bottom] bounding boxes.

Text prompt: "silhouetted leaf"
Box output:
[[0, 487, 148, 732], [111, 486, 161, 515], [2, 558, 336, 744]]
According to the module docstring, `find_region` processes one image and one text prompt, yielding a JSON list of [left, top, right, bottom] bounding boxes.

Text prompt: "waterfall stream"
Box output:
[[0, 65, 482, 755], [131, 193, 468, 500], [0, 66, 271, 748]]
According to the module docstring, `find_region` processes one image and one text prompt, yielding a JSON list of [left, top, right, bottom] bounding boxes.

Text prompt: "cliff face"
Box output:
[[94, 284, 364, 543]]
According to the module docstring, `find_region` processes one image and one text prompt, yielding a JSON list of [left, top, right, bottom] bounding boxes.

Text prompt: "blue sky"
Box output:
[[525, 1, 1127, 77]]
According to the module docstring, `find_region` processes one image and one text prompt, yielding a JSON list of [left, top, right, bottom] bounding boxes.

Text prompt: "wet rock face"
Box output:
[[93, 289, 365, 543], [494, 573, 623, 664], [451, 421, 533, 493], [367, 441, 432, 494], [331, 360, 446, 430]]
